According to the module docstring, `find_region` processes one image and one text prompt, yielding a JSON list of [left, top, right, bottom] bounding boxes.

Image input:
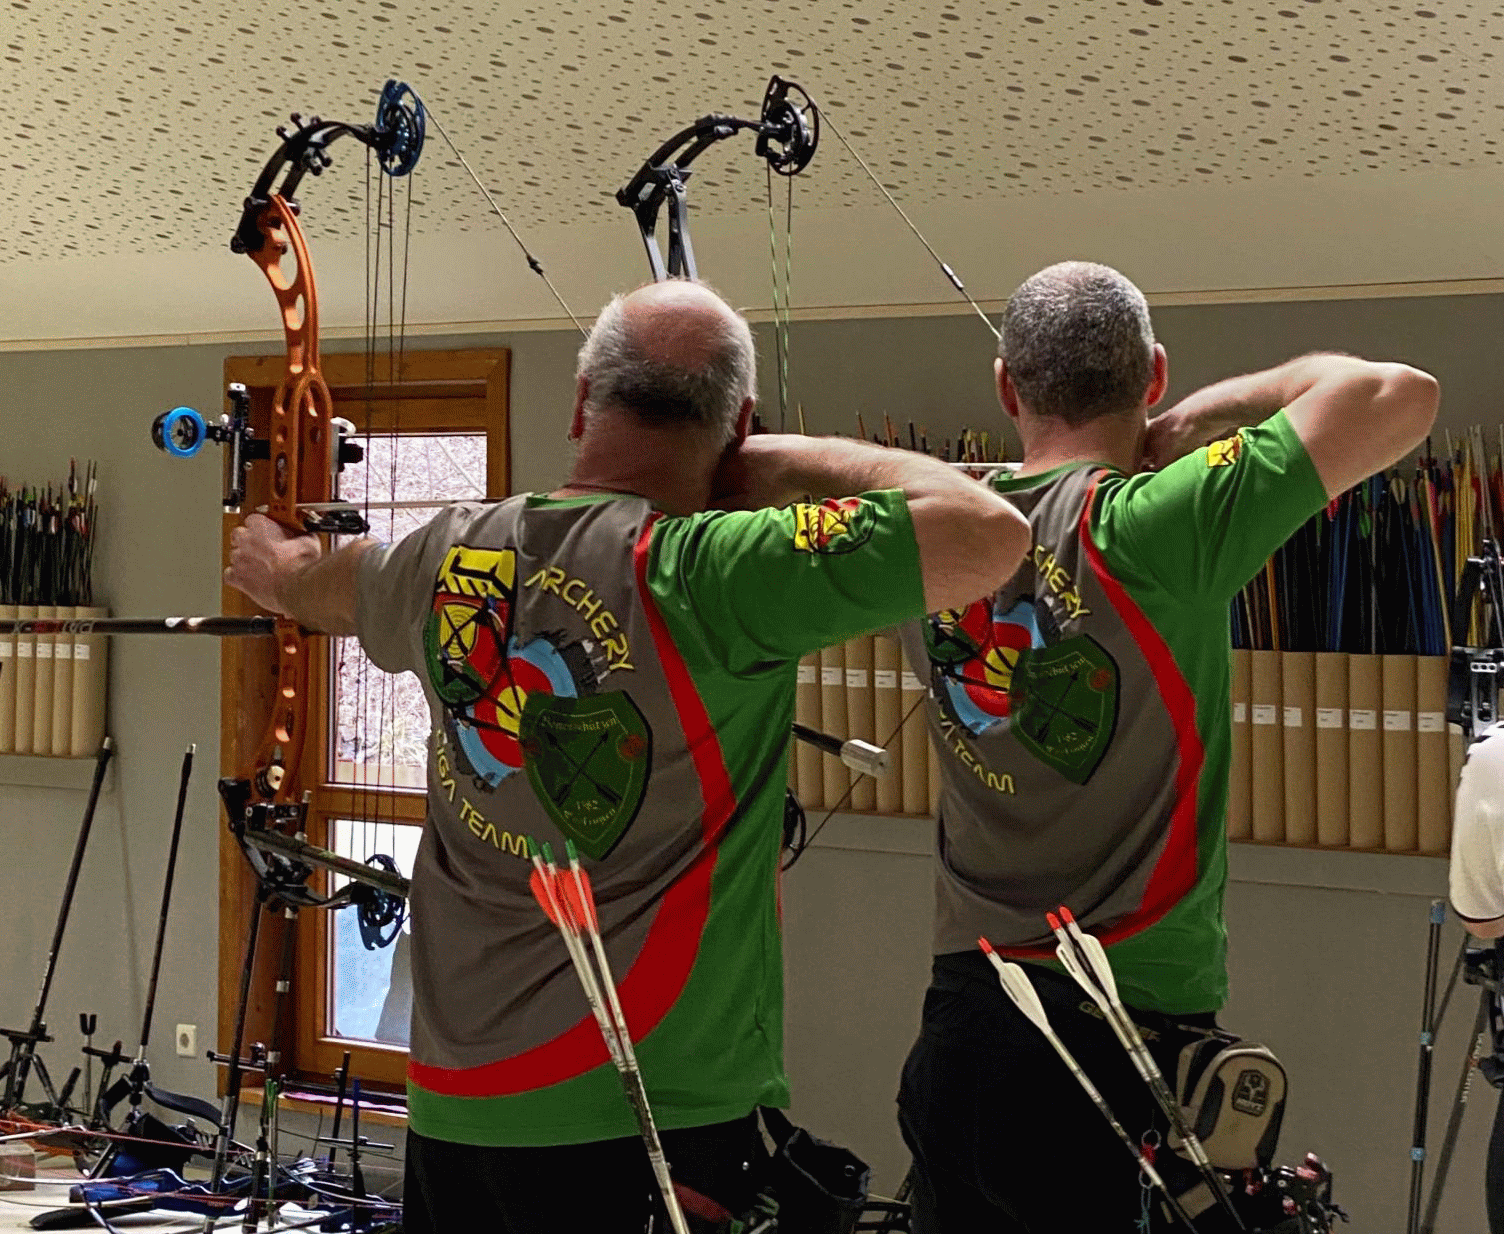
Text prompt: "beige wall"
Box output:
[[1, 293, 1501, 1231]]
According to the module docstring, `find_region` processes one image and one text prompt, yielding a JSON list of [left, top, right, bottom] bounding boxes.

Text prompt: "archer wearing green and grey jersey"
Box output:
[[225, 279, 1031, 1234], [895, 261, 1437, 1234], [899, 412, 1325, 1015], [358, 488, 927, 1146]]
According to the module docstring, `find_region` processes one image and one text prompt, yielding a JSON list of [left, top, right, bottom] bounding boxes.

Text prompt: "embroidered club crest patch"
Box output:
[[519, 691, 651, 860], [791, 498, 876, 554], [1232, 1068, 1270, 1117], [1007, 636, 1119, 784]]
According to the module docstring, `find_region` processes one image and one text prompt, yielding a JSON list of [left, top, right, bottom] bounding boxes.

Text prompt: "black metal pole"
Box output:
[[1420, 989, 1493, 1233], [0, 616, 277, 637], [327, 1051, 351, 1170], [348, 1078, 366, 1199], [210, 897, 264, 1190], [266, 906, 299, 1080], [139, 745, 195, 1059], [1408, 900, 1447, 1234], [1, 738, 114, 1111]]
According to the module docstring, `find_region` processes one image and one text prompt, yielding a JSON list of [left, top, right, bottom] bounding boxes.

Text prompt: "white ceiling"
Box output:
[[3, 0, 1504, 343]]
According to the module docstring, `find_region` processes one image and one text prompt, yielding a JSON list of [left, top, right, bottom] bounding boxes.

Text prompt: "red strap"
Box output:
[[674, 1181, 734, 1224]]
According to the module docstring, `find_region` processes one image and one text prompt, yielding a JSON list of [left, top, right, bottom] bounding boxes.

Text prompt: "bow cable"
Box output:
[[818, 108, 1001, 342], [414, 91, 588, 338]]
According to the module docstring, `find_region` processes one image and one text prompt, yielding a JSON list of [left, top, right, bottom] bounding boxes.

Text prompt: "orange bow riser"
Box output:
[[205, 83, 426, 816]]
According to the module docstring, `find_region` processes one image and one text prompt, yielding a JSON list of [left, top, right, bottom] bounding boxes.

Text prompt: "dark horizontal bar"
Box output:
[[0, 616, 280, 637]]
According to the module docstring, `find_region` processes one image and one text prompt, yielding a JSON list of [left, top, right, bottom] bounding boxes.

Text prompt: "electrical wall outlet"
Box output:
[[174, 1024, 196, 1057]]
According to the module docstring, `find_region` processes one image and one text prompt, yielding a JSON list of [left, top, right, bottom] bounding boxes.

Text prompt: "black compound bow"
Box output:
[[616, 76, 819, 282]]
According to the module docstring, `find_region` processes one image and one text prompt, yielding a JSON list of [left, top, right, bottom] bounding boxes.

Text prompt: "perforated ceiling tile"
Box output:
[[5, 0, 1502, 264]]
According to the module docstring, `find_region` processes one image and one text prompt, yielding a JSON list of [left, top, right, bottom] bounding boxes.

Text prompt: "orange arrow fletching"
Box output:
[[559, 870, 598, 933], [529, 867, 563, 928]]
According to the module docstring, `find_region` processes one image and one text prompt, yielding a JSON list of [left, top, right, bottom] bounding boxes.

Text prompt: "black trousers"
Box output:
[[403, 1113, 765, 1233], [897, 952, 1220, 1234]]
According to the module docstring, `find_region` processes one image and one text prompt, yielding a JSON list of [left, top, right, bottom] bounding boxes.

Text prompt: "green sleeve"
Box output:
[[1090, 410, 1328, 600], [645, 490, 926, 674]]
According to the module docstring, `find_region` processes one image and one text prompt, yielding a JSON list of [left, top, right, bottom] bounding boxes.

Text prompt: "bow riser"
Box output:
[[239, 196, 334, 805], [247, 198, 333, 524]]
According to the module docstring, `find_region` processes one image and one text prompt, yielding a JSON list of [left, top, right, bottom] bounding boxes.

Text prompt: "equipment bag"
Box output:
[[759, 1106, 871, 1234], [1172, 1032, 1288, 1171]]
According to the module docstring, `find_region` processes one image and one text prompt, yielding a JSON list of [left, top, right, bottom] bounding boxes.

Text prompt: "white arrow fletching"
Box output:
[[1072, 920, 1123, 1006], [987, 954, 1053, 1037], [1055, 940, 1112, 1011]]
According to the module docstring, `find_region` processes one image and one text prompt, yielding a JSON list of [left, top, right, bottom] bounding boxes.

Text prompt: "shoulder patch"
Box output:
[[791, 497, 876, 554], [1206, 432, 1244, 469]]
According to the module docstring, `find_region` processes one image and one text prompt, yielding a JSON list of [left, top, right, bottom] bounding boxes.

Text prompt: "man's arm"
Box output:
[[713, 434, 1031, 613], [1145, 353, 1439, 496], [1459, 915, 1504, 941], [224, 513, 376, 634]]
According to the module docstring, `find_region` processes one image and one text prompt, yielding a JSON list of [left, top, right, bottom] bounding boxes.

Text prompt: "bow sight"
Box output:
[[152, 385, 368, 535], [616, 75, 819, 281]]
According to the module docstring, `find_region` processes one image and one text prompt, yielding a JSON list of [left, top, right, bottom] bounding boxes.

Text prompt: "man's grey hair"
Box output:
[[999, 262, 1155, 426], [576, 287, 756, 444]]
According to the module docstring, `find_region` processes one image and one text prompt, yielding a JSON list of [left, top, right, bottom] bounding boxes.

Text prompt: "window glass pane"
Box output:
[[332, 433, 486, 788], [327, 818, 421, 1044]]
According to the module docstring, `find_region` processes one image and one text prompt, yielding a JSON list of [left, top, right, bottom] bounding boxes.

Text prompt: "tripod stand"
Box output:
[[0, 740, 113, 1119]]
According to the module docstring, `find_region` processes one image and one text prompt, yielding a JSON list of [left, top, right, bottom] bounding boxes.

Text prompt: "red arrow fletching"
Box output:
[[529, 867, 563, 927]]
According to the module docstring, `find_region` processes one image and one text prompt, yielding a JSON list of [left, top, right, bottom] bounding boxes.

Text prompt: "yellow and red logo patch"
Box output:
[[1206, 432, 1244, 469], [791, 497, 876, 555]]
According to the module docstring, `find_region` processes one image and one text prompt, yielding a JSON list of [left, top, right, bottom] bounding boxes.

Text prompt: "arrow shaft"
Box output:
[[1052, 911, 1248, 1231], [982, 950, 1203, 1233]]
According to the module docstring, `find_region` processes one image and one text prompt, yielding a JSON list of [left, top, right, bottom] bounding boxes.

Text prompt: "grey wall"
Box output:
[[1, 292, 1501, 1230]]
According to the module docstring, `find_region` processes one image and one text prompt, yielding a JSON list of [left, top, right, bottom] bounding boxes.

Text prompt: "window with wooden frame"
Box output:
[[218, 347, 510, 1095]]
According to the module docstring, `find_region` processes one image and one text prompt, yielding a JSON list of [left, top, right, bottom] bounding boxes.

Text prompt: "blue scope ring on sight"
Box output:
[[153, 406, 208, 458]]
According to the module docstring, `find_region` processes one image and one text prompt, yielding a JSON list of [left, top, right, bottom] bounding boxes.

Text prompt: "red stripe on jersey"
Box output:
[[1075, 475, 1204, 944]]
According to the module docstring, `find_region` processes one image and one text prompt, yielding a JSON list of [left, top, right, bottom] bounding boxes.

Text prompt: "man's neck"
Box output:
[[1014, 414, 1144, 478], [553, 417, 720, 516]]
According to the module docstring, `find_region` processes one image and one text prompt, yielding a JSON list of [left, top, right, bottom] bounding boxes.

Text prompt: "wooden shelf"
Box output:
[[240, 1085, 407, 1129], [0, 752, 115, 792]]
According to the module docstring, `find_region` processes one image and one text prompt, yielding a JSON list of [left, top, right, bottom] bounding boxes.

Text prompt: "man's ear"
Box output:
[[570, 376, 589, 441], [733, 396, 755, 444], [1146, 344, 1169, 410], [995, 357, 1021, 422]]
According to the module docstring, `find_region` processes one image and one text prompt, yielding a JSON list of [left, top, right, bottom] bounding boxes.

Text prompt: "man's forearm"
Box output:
[[275, 539, 376, 636], [776, 435, 983, 504], [1167, 354, 1361, 437]]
